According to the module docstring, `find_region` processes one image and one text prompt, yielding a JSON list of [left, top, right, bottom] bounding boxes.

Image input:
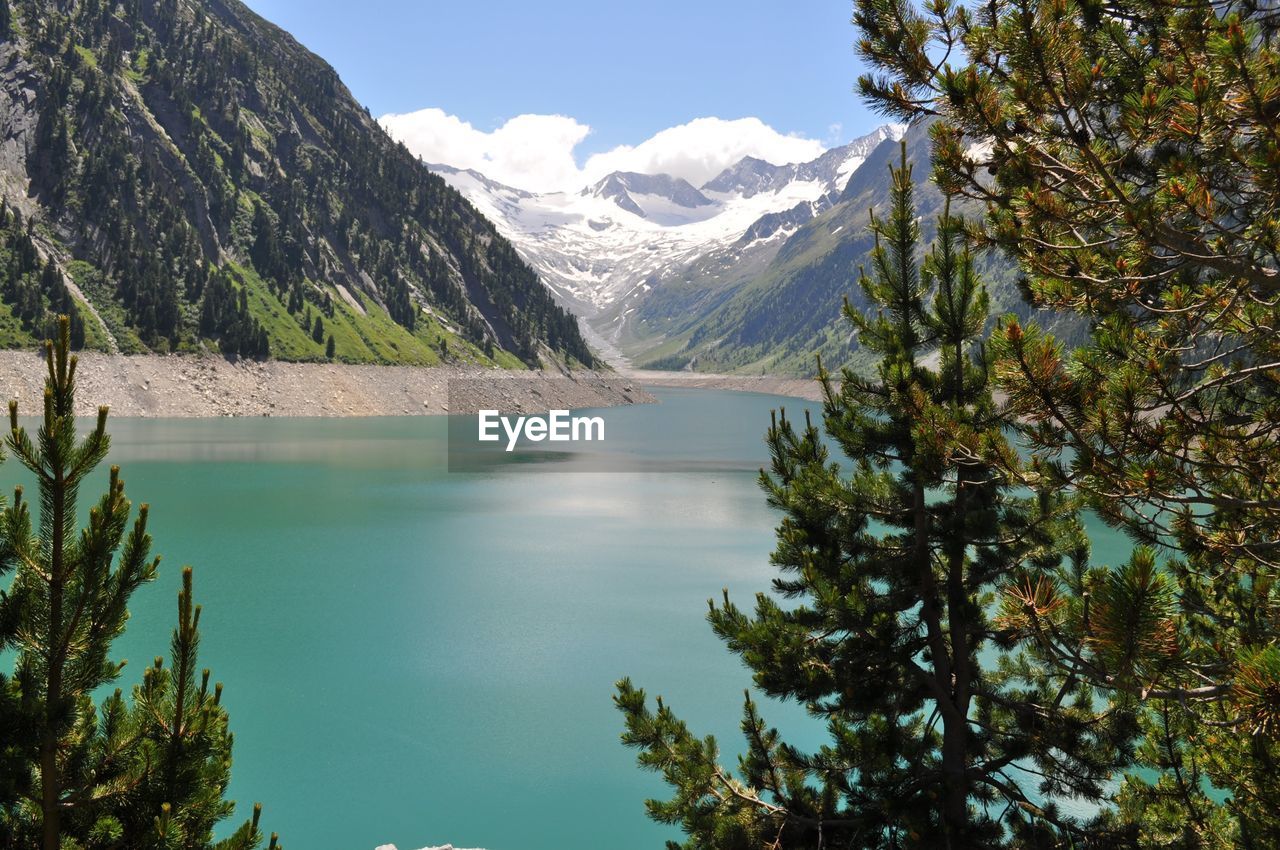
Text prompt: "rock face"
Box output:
[[0, 352, 651, 418], [0, 44, 39, 219]]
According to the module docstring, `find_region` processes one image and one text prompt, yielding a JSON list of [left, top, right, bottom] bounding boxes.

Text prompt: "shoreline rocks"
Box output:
[[0, 351, 654, 418]]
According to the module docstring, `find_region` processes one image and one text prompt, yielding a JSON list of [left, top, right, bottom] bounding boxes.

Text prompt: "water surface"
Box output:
[[5, 388, 1131, 850]]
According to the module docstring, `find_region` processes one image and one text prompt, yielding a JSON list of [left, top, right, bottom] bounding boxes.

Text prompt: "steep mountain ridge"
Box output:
[[0, 0, 592, 366]]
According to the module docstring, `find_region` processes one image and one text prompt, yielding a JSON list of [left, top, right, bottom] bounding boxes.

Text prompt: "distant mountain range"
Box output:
[[0, 0, 591, 367], [427, 125, 901, 323], [431, 121, 1083, 375]]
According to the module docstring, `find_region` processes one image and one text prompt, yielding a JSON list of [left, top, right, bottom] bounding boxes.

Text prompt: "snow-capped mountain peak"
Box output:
[[588, 172, 713, 209], [427, 124, 905, 322], [700, 156, 796, 197], [425, 163, 535, 199], [701, 124, 904, 200]]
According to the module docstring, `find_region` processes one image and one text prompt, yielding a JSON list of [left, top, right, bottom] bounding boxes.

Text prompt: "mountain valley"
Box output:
[[423, 125, 904, 371], [427, 120, 1085, 376]]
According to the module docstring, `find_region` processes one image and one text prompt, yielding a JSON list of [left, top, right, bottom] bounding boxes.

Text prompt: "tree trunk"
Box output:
[[42, 470, 65, 850], [941, 713, 970, 847], [941, 346, 974, 848]]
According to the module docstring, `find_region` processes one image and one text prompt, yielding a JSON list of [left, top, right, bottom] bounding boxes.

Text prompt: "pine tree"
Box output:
[[616, 148, 1128, 849], [118, 567, 277, 850], [325, 334, 334, 360], [311, 314, 324, 345], [0, 375, 30, 841], [0, 318, 157, 849], [249, 203, 286, 288], [854, 0, 1280, 841], [0, 318, 277, 849]]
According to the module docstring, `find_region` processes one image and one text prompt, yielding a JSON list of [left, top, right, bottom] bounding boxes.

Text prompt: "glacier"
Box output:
[[426, 124, 905, 358]]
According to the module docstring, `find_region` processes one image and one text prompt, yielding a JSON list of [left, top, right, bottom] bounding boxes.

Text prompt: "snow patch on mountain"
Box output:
[[427, 124, 905, 319]]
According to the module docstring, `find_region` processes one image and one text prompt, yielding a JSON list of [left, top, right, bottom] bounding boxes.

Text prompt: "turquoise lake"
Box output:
[[4, 387, 1133, 850]]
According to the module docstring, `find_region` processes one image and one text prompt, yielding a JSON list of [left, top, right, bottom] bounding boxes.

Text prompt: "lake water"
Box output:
[[4, 387, 1132, 850]]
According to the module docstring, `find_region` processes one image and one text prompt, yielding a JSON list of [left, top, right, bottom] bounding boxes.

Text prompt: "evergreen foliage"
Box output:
[[0, 201, 86, 349], [115, 567, 274, 850], [849, 0, 1280, 843], [0, 318, 276, 849], [198, 270, 269, 359], [616, 149, 1130, 849]]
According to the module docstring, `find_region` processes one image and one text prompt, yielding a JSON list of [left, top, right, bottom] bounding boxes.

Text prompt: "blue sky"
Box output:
[[241, 0, 879, 160]]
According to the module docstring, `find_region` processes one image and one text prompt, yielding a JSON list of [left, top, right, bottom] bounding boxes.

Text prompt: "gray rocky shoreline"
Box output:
[[0, 351, 654, 417]]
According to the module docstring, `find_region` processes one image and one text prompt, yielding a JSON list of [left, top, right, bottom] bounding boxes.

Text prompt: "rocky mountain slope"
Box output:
[[0, 0, 592, 367]]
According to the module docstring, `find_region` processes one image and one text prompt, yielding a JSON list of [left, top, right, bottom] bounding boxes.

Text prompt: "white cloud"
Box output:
[[379, 110, 827, 193], [378, 108, 591, 193], [580, 117, 826, 189]]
